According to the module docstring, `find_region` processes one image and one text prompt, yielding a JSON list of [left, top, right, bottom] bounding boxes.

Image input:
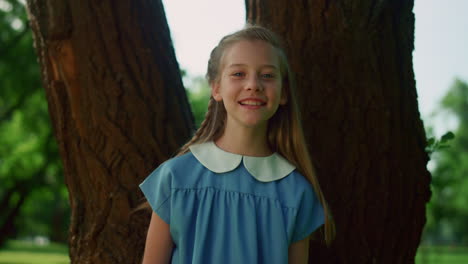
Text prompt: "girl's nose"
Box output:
[[245, 76, 263, 91]]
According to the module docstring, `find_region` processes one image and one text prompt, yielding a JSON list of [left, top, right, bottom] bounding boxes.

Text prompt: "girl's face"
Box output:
[[212, 40, 287, 131]]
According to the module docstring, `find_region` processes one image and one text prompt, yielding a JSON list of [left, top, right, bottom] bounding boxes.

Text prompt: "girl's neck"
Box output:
[[214, 124, 272, 157]]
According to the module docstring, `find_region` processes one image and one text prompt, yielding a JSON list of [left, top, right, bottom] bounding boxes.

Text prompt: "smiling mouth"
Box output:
[[238, 100, 266, 106]]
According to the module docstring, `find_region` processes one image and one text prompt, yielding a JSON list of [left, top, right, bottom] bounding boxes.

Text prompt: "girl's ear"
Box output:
[[211, 82, 223, 101]]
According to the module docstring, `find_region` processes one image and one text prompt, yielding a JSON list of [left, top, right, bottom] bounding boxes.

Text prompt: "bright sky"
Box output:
[[162, 0, 468, 135], [413, 0, 468, 134], [161, 0, 245, 77]]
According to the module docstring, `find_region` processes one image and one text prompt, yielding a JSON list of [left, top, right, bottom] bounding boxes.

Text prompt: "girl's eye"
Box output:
[[262, 73, 275, 79], [232, 72, 244, 77]]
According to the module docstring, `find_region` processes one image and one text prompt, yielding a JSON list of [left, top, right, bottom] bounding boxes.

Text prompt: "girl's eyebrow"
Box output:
[[227, 63, 278, 69]]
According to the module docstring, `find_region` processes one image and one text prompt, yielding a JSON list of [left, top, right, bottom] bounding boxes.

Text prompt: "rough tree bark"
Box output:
[[26, 1, 193, 263], [246, 0, 431, 263]]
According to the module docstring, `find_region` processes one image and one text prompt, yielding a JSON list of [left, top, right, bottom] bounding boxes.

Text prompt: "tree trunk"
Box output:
[[0, 188, 29, 247], [246, 0, 431, 263], [0, 162, 48, 247], [26, 1, 193, 263]]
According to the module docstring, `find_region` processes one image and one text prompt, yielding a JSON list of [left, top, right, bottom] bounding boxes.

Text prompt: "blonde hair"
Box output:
[[177, 24, 335, 245]]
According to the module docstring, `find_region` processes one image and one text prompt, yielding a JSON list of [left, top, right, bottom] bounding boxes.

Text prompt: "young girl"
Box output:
[[140, 25, 334, 264]]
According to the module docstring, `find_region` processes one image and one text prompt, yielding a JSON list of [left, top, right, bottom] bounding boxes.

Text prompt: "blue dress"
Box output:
[[140, 141, 324, 264]]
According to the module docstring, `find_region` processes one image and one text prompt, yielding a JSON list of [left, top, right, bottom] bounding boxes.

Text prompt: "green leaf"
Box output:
[[437, 145, 450, 150], [427, 137, 436, 146], [440, 131, 455, 143]]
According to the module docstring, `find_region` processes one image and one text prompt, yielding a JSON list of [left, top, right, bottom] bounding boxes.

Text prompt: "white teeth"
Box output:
[[240, 100, 264, 106]]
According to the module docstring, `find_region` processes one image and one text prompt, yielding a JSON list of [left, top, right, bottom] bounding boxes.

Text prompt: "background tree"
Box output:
[[424, 79, 468, 245], [184, 76, 210, 127], [23, 0, 434, 263], [0, 0, 67, 247], [246, 0, 431, 263], [25, 0, 193, 263]]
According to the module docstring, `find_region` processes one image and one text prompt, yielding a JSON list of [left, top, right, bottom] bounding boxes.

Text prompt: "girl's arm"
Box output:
[[141, 212, 174, 264], [288, 236, 310, 264]]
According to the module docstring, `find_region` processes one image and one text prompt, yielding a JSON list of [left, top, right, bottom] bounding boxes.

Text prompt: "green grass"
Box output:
[[1, 240, 467, 264], [416, 245, 468, 264], [0, 240, 69, 264]]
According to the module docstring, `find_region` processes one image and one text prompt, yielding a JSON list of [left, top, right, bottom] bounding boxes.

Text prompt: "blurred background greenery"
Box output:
[[0, 0, 467, 263], [0, 0, 68, 248], [0, 0, 69, 262]]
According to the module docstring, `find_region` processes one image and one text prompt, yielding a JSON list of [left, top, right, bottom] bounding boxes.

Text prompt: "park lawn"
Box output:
[[1, 240, 468, 264], [0, 240, 69, 264], [416, 245, 468, 264]]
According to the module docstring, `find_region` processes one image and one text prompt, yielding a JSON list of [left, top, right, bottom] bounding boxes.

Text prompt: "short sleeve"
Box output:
[[139, 162, 173, 224], [291, 186, 325, 243]]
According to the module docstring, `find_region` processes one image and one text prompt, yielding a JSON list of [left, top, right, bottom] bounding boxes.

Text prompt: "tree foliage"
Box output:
[[0, 0, 68, 246], [184, 76, 210, 128], [425, 79, 468, 245]]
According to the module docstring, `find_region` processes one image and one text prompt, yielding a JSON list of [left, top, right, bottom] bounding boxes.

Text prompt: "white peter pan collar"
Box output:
[[188, 141, 296, 182]]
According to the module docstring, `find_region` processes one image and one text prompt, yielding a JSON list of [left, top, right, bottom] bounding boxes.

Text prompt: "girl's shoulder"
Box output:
[[142, 151, 205, 190], [276, 169, 316, 202], [156, 151, 200, 174]]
